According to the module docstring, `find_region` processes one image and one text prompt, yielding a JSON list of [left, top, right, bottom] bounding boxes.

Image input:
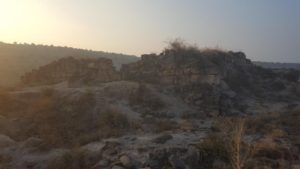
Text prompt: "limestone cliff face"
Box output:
[[21, 57, 119, 86], [121, 49, 252, 87]]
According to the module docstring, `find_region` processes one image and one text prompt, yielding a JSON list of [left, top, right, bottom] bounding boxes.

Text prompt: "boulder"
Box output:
[[119, 154, 139, 169], [120, 155, 131, 168]]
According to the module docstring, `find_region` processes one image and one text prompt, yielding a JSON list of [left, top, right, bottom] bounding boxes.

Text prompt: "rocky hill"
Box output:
[[1, 42, 300, 169], [0, 42, 139, 86], [21, 42, 300, 115]]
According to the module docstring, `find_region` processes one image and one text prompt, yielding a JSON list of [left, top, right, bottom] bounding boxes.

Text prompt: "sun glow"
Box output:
[[0, 0, 72, 44], [0, 1, 40, 40]]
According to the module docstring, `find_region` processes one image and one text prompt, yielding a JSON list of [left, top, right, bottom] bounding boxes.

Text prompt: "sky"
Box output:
[[0, 0, 299, 62]]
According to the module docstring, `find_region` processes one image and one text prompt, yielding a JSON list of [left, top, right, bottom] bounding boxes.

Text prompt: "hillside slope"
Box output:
[[1, 42, 300, 169], [0, 42, 139, 86]]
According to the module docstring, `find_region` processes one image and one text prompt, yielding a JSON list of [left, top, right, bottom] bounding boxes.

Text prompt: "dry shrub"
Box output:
[[246, 112, 285, 137], [200, 47, 228, 56], [254, 140, 296, 161], [196, 134, 229, 169], [163, 39, 200, 54], [213, 117, 258, 169], [213, 116, 292, 169]]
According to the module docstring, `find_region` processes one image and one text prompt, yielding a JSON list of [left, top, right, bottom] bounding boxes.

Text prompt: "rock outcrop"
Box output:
[[21, 48, 254, 88], [121, 50, 251, 87], [21, 57, 119, 86], [120, 48, 268, 115], [19, 45, 300, 116]]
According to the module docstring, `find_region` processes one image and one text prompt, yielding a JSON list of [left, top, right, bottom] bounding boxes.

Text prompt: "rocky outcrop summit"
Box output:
[[121, 50, 250, 86]]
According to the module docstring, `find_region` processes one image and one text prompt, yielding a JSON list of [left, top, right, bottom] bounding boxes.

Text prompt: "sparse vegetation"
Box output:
[[208, 114, 300, 169], [129, 83, 166, 112], [213, 118, 257, 169], [246, 112, 286, 137], [95, 106, 133, 139], [196, 134, 229, 169]]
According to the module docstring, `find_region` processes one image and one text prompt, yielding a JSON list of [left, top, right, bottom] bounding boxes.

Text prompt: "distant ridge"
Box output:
[[254, 61, 300, 70], [0, 42, 139, 86]]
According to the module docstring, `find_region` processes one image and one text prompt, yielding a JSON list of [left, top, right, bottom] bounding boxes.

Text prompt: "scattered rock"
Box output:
[[168, 154, 185, 169], [212, 159, 227, 169], [184, 146, 199, 169], [92, 159, 110, 169], [119, 155, 131, 168], [119, 154, 139, 169], [151, 134, 173, 144], [111, 165, 125, 169]]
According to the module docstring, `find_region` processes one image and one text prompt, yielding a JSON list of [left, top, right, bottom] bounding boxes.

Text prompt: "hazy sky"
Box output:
[[0, 0, 299, 62]]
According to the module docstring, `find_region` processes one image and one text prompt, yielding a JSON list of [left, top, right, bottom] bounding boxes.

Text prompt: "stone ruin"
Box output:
[[121, 50, 252, 86], [21, 57, 119, 86], [21, 50, 253, 88], [20, 50, 289, 115]]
